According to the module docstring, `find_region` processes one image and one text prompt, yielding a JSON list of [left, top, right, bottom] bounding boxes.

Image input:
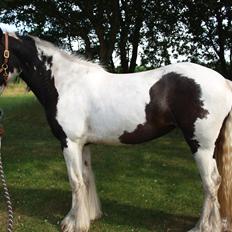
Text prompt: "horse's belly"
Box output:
[[88, 123, 175, 145], [87, 112, 148, 145]]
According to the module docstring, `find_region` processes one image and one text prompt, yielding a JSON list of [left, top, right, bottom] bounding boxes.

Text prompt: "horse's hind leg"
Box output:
[[82, 146, 102, 221], [179, 112, 227, 232], [188, 147, 222, 232]]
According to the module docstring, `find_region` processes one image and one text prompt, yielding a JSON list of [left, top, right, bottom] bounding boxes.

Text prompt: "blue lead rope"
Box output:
[[0, 109, 13, 232]]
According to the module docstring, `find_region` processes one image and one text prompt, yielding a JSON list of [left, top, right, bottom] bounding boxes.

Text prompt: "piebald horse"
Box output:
[[0, 29, 232, 232]]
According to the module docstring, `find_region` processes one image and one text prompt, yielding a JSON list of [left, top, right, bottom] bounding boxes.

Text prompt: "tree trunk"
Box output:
[[129, 1, 143, 72], [119, 1, 130, 73], [119, 30, 129, 73], [216, 12, 228, 78]]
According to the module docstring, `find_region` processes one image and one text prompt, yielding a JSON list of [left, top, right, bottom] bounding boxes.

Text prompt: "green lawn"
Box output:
[[0, 85, 202, 232]]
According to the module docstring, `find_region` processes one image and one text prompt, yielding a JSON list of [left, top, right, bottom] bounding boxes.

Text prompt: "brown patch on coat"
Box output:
[[119, 72, 209, 153]]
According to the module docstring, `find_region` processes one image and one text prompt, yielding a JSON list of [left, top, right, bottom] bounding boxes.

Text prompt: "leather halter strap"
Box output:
[[0, 33, 10, 85]]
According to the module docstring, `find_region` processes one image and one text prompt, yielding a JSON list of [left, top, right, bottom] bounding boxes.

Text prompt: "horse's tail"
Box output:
[[214, 106, 232, 230]]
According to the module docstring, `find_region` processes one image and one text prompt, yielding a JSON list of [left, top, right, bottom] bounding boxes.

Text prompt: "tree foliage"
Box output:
[[179, 0, 232, 78], [0, 0, 231, 77]]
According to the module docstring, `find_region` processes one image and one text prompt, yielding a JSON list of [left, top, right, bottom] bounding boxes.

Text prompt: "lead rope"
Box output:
[[0, 109, 13, 232]]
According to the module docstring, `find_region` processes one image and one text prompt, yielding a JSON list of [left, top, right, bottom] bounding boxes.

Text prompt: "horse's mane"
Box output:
[[30, 35, 105, 72]]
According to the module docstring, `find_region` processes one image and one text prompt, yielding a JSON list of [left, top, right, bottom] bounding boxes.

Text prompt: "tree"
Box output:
[[0, 0, 120, 70], [140, 0, 181, 68], [0, 0, 169, 73], [178, 0, 232, 79], [0, 0, 231, 76], [0, 0, 146, 73], [116, 0, 145, 73]]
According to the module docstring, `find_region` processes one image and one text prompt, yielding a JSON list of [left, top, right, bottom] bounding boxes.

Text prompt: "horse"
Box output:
[[0, 28, 232, 232]]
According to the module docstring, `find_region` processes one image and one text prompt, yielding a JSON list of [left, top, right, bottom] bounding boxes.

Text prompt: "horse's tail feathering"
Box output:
[[215, 108, 232, 231]]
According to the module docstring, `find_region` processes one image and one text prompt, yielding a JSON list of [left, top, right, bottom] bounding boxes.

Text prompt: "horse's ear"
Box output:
[[0, 28, 3, 39]]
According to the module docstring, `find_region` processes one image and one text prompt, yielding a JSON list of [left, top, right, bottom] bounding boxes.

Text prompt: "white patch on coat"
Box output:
[[36, 47, 52, 73]]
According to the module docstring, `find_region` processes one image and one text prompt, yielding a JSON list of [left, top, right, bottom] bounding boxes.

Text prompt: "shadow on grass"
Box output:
[[7, 187, 198, 232], [102, 198, 198, 231]]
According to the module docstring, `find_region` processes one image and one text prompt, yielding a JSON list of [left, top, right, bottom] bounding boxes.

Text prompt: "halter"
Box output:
[[0, 33, 9, 85]]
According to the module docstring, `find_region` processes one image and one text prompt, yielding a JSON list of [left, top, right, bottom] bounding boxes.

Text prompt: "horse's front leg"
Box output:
[[82, 146, 102, 221], [61, 139, 90, 232]]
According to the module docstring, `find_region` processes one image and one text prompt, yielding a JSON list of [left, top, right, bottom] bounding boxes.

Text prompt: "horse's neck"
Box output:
[[15, 38, 61, 108], [16, 36, 107, 109]]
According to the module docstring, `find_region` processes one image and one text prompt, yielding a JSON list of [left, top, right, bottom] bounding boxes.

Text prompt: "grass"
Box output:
[[0, 84, 203, 232]]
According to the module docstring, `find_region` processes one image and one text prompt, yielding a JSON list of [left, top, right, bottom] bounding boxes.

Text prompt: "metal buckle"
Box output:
[[4, 50, 9, 59], [1, 63, 8, 81], [1, 63, 8, 70]]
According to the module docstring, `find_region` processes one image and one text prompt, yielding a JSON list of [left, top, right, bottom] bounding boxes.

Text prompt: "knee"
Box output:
[[203, 178, 218, 199], [211, 171, 221, 193], [207, 186, 218, 202], [215, 175, 221, 189], [70, 177, 85, 193]]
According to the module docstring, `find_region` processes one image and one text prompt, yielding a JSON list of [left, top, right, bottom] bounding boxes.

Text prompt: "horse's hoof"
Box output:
[[187, 227, 200, 232], [90, 210, 102, 221], [61, 214, 90, 232], [61, 213, 75, 232], [74, 225, 89, 232]]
